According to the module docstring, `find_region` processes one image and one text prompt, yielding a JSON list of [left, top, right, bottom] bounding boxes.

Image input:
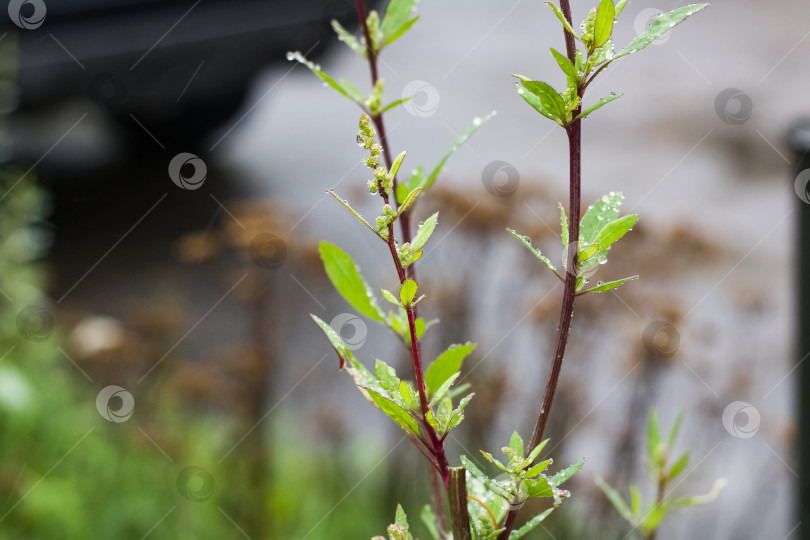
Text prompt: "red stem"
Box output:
[[498, 2, 581, 538]]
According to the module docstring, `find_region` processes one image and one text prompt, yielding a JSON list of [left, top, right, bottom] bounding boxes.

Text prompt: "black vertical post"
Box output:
[[787, 119, 810, 540]]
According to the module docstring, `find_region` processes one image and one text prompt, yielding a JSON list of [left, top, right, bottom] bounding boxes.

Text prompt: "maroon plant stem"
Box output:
[[355, 0, 413, 246], [498, 3, 580, 539], [356, 0, 444, 529]]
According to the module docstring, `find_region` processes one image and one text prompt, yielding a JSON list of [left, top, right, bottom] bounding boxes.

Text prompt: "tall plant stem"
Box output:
[[498, 3, 580, 538], [528, 114, 581, 451], [355, 0, 413, 247]]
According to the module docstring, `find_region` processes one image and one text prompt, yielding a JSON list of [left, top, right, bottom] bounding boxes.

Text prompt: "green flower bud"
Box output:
[[368, 79, 384, 115], [581, 8, 597, 44], [376, 215, 389, 240], [367, 10, 382, 52]]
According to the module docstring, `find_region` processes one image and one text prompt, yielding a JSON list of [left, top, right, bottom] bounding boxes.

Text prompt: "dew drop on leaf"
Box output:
[[357, 134, 365, 147]]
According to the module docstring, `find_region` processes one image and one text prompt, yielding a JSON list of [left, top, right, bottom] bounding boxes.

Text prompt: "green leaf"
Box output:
[[508, 508, 554, 539], [326, 190, 379, 237], [579, 276, 638, 294], [287, 51, 364, 106], [559, 203, 569, 249], [549, 458, 585, 486], [508, 229, 563, 281], [331, 20, 366, 57], [385, 15, 419, 47], [668, 478, 727, 510], [411, 212, 439, 252], [593, 0, 615, 47], [424, 343, 476, 397], [429, 373, 460, 407], [364, 387, 420, 436], [375, 359, 400, 392], [461, 455, 512, 499], [629, 485, 642, 517], [515, 76, 566, 120], [550, 48, 578, 80], [339, 78, 365, 103], [641, 503, 668, 533], [381, 0, 417, 45], [615, 4, 709, 60], [419, 112, 496, 193], [575, 93, 623, 119], [414, 317, 426, 339], [380, 96, 412, 115], [524, 476, 553, 498], [647, 408, 661, 462], [668, 411, 684, 448], [509, 431, 524, 459], [395, 187, 421, 219], [381, 288, 403, 307], [310, 314, 371, 378], [594, 214, 637, 253], [545, 2, 579, 40], [481, 451, 510, 473], [615, 0, 628, 16], [399, 380, 417, 411], [399, 279, 418, 306], [395, 503, 408, 528], [445, 393, 474, 433], [525, 459, 552, 478], [578, 243, 600, 263], [407, 166, 425, 192], [389, 151, 408, 182], [595, 476, 633, 522], [395, 183, 409, 206], [320, 242, 386, 321], [526, 438, 549, 465], [580, 192, 623, 245], [516, 82, 556, 123], [420, 505, 440, 540], [668, 453, 689, 481]]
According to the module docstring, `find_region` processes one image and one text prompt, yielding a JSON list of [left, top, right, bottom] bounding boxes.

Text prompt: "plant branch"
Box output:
[[498, 2, 580, 538], [448, 468, 473, 540], [647, 474, 668, 540], [355, 0, 413, 247]]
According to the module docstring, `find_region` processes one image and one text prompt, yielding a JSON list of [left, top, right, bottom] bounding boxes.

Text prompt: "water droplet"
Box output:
[[517, 88, 525, 95], [286, 51, 296, 61], [417, 221, 424, 228], [357, 134, 365, 147], [610, 92, 617, 96], [668, 23, 675, 28], [473, 117, 482, 126], [491, 110, 498, 116], [601, 195, 610, 203]]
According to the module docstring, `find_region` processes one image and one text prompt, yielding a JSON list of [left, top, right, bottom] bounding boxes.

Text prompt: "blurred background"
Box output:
[[0, 0, 806, 538]]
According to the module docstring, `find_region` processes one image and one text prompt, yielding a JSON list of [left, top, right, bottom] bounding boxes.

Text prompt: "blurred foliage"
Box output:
[[0, 173, 402, 538]]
